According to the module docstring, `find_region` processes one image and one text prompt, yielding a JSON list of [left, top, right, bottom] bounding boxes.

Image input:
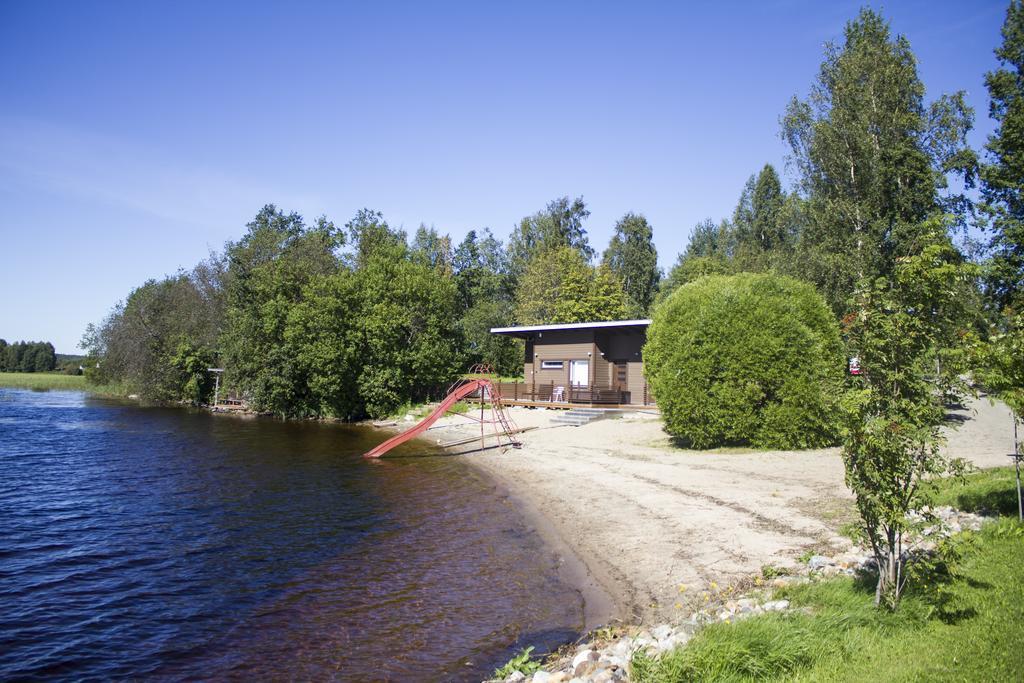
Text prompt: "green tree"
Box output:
[[457, 299, 522, 376], [354, 253, 464, 417], [645, 273, 843, 449], [221, 205, 340, 414], [978, 0, 1024, 315], [84, 202, 490, 417], [452, 229, 520, 373], [840, 219, 977, 609], [85, 273, 220, 401], [32, 342, 56, 372], [782, 8, 975, 314], [345, 208, 404, 268], [515, 247, 627, 325], [284, 270, 363, 418], [978, 1, 1024, 444], [656, 219, 735, 306], [453, 228, 513, 309], [508, 196, 593, 277], [656, 255, 732, 306], [683, 217, 734, 260], [410, 224, 454, 275], [981, 0, 1024, 316], [602, 212, 660, 317], [0, 341, 57, 373], [170, 339, 216, 405], [727, 164, 797, 273], [751, 164, 787, 251]]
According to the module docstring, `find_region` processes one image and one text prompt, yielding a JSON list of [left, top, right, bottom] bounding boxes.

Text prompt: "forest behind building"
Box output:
[[81, 6, 1024, 425]]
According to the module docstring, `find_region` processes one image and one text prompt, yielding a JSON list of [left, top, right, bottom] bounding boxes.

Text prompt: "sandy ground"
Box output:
[[417, 395, 1017, 627]]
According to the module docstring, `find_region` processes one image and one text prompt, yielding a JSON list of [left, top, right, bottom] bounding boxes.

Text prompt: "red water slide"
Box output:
[[363, 379, 492, 458]]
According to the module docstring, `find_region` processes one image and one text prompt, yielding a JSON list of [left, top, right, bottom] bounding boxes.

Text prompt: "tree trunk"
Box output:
[[874, 536, 902, 609]]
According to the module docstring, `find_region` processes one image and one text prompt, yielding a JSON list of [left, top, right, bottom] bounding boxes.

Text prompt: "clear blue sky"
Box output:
[[0, 0, 1009, 353]]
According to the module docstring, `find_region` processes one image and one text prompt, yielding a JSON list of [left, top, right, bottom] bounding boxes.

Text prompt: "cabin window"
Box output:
[[540, 360, 564, 369]]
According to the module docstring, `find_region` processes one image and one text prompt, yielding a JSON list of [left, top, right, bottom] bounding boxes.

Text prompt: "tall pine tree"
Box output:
[[982, 0, 1024, 315], [782, 8, 975, 313], [602, 212, 660, 317], [979, 0, 1024, 419]]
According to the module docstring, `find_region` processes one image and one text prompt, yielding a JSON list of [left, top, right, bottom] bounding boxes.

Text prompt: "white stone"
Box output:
[[600, 655, 628, 669], [531, 671, 550, 683], [631, 636, 653, 651], [657, 632, 690, 652], [571, 650, 597, 669], [807, 555, 832, 570], [507, 672, 526, 683], [610, 639, 633, 659], [651, 624, 672, 641], [763, 599, 790, 612]]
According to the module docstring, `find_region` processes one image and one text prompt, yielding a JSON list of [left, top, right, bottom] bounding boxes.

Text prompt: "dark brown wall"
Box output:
[[520, 327, 649, 402], [527, 329, 595, 387]]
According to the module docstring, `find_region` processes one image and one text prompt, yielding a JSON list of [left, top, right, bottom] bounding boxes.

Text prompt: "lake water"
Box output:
[[0, 389, 582, 680]]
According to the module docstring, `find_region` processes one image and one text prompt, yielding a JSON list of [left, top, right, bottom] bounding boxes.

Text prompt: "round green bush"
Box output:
[[645, 273, 844, 449]]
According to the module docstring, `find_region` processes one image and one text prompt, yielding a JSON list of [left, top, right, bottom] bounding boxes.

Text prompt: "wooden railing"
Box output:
[[466, 380, 655, 406]]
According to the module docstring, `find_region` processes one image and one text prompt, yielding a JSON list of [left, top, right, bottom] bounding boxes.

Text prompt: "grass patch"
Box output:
[[634, 521, 1024, 681], [389, 400, 474, 421], [645, 433, 778, 454], [0, 372, 90, 391], [462, 372, 525, 383], [0, 373, 129, 397], [448, 401, 472, 415], [930, 466, 1020, 516]]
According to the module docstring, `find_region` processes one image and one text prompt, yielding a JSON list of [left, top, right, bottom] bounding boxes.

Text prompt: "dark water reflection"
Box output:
[[0, 389, 581, 681]]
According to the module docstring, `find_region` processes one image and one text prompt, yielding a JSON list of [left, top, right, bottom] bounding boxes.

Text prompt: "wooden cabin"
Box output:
[[489, 319, 652, 407]]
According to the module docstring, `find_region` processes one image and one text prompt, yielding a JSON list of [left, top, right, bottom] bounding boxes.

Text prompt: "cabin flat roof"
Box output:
[[490, 319, 651, 337]]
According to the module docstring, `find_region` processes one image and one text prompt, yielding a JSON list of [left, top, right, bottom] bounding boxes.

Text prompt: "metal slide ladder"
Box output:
[[363, 366, 521, 458]]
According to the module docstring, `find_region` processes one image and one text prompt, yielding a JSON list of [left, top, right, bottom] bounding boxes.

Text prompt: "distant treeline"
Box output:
[[0, 340, 56, 373]]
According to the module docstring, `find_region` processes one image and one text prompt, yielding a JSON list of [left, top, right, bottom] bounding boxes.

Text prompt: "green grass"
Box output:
[[462, 372, 525, 383], [0, 372, 128, 397], [633, 469, 1024, 682], [931, 466, 1020, 516], [493, 646, 543, 679], [389, 400, 473, 421], [0, 372, 90, 390]]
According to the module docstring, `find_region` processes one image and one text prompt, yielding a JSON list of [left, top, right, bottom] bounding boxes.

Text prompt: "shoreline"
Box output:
[[412, 397, 1016, 644], [365, 409, 622, 633], [463, 453, 621, 632], [15, 383, 1015, 677]]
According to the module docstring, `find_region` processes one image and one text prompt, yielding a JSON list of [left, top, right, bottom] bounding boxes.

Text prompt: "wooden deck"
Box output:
[[492, 398, 658, 410], [465, 380, 656, 409]]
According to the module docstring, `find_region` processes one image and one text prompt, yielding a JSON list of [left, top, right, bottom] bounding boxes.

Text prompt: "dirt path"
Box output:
[[430, 395, 1016, 626]]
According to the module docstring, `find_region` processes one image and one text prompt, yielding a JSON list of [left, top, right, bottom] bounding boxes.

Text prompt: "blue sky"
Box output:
[[0, 0, 1010, 352]]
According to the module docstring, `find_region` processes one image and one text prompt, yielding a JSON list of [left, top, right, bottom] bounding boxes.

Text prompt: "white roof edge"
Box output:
[[490, 319, 652, 334]]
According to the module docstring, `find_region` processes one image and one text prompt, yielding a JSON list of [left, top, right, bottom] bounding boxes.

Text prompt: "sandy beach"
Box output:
[[419, 395, 1017, 628]]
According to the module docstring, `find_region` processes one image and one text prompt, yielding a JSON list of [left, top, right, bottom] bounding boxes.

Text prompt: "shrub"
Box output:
[[493, 646, 543, 679], [645, 273, 843, 449]]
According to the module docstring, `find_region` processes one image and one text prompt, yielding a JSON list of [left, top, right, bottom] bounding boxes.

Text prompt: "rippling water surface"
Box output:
[[0, 389, 582, 680]]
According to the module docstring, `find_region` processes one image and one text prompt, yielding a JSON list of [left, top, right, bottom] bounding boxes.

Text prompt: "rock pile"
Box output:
[[489, 506, 991, 683]]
